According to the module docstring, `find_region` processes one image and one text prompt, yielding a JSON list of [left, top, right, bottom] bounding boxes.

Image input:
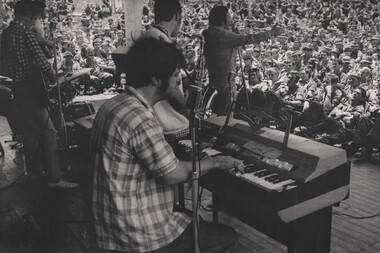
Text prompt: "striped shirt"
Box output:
[[90, 86, 191, 252]]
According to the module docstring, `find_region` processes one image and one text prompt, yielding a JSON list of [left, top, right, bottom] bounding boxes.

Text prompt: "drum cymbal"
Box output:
[[51, 68, 92, 88]]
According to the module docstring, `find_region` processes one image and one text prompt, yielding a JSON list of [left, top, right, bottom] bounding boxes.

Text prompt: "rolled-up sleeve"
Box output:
[[131, 118, 179, 177]]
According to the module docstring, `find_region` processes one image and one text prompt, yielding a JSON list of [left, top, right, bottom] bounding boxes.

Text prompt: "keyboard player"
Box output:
[[90, 38, 246, 253]]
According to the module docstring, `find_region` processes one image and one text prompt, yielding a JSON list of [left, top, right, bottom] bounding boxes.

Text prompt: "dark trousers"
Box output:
[[318, 127, 355, 145], [111, 219, 240, 253], [366, 119, 380, 147], [17, 103, 61, 181], [293, 101, 326, 131], [301, 115, 378, 147], [211, 76, 235, 116], [299, 117, 343, 138], [351, 116, 375, 146]]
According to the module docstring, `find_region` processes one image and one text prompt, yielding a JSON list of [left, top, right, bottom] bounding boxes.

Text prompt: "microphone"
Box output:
[[228, 71, 236, 84]]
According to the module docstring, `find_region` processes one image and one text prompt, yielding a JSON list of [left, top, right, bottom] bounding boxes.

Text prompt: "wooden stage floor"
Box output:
[[1, 116, 379, 253]]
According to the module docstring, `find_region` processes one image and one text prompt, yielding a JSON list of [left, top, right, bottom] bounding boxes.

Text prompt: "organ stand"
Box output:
[[179, 116, 351, 253]]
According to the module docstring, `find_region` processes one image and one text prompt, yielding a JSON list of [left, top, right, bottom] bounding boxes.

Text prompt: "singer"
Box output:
[[202, 5, 283, 116], [0, 0, 77, 188], [90, 38, 244, 253]]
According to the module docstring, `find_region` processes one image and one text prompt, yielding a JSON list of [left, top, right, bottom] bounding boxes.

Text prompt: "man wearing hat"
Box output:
[[62, 49, 81, 71], [113, 30, 126, 47], [351, 42, 363, 63], [277, 35, 289, 50], [278, 69, 308, 112], [252, 47, 262, 66], [302, 43, 313, 66], [242, 50, 253, 75], [82, 46, 114, 94], [312, 37, 321, 52], [93, 38, 107, 60], [103, 26, 112, 37], [368, 35, 380, 54], [292, 51, 302, 71], [340, 56, 352, 83], [338, 14, 349, 34], [335, 39, 344, 55], [60, 51, 74, 73]]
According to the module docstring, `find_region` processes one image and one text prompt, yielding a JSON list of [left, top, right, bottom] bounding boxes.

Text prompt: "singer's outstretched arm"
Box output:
[[224, 24, 283, 47]]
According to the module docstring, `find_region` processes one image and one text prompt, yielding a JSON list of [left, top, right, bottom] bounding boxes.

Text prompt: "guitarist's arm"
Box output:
[[31, 26, 54, 49], [26, 29, 55, 84]]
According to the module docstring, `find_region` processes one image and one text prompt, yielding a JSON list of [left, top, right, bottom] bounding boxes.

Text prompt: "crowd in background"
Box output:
[[1, 0, 380, 161]]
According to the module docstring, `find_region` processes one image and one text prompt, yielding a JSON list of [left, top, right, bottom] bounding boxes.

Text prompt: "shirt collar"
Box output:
[[212, 26, 227, 31], [125, 86, 155, 114], [152, 24, 170, 38], [12, 20, 27, 30]]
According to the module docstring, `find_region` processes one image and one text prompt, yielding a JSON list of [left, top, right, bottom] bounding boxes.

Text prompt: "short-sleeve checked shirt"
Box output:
[[90, 86, 191, 252], [0, 21, 54, 84]]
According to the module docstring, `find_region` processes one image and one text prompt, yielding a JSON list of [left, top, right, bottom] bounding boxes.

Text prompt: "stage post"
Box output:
[[123, 0, 144, 48], [0, 0, 6, 70]]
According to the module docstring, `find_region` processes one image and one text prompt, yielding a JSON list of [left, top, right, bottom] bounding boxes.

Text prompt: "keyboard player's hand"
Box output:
[[213, 156, 245, 174]]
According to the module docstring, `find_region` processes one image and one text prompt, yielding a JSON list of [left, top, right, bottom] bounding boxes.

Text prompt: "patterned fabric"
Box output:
[[0, 21, 54, 84], [90, 86, 191, 252]]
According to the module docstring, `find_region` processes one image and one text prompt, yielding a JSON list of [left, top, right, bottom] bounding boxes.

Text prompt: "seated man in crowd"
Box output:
[[298, 86, 369, 148], [81, 46, 114, 94], [17, 0, 380, 161]]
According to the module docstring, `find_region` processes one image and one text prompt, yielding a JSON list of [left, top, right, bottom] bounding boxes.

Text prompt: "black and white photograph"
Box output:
[[0, 0, 379, 252]]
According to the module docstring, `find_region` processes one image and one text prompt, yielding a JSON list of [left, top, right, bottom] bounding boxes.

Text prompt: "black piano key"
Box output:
[[265, 174, 281, 182], [272, 177, 289, 184], [244, 165, 261, 173], [253, 170, 266, 176], [256, 170, 272, 178]]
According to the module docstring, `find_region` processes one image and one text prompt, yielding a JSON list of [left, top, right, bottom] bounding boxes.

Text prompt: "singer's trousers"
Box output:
[[211, 76, 236, 116], [110, 219, 240, 253]]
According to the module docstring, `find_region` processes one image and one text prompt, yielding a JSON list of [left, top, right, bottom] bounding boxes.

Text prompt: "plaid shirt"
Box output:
[[0, 21, 54, 84], [90, 86, 191, 252]]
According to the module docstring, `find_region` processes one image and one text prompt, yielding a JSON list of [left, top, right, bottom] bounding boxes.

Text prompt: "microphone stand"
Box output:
[[218, 72, 236, 136], [190, 82, 202, 252], [188, 35, 205, 253], [237, 47, 252, 120], [51, 31, 67, 149]]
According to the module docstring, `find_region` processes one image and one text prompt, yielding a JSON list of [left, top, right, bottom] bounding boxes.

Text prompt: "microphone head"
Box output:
[[228, 71, 236, 83]]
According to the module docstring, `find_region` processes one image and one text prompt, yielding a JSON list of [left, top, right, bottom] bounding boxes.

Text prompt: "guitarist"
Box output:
[[0, 0, 77, 188]]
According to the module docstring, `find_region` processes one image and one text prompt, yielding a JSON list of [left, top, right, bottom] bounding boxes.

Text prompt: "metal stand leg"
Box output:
[[0, 142, 4, 157], [212, 193, 218, 224], [178, 183, 185, 210]]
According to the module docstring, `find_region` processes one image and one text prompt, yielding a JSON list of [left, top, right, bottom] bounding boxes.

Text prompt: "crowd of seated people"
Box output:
[[1, 0, 379, 162]]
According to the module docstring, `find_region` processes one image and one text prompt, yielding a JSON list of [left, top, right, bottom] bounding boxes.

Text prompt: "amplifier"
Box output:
[[73, 114, 96, 152], [63, 102, 95, 122]]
